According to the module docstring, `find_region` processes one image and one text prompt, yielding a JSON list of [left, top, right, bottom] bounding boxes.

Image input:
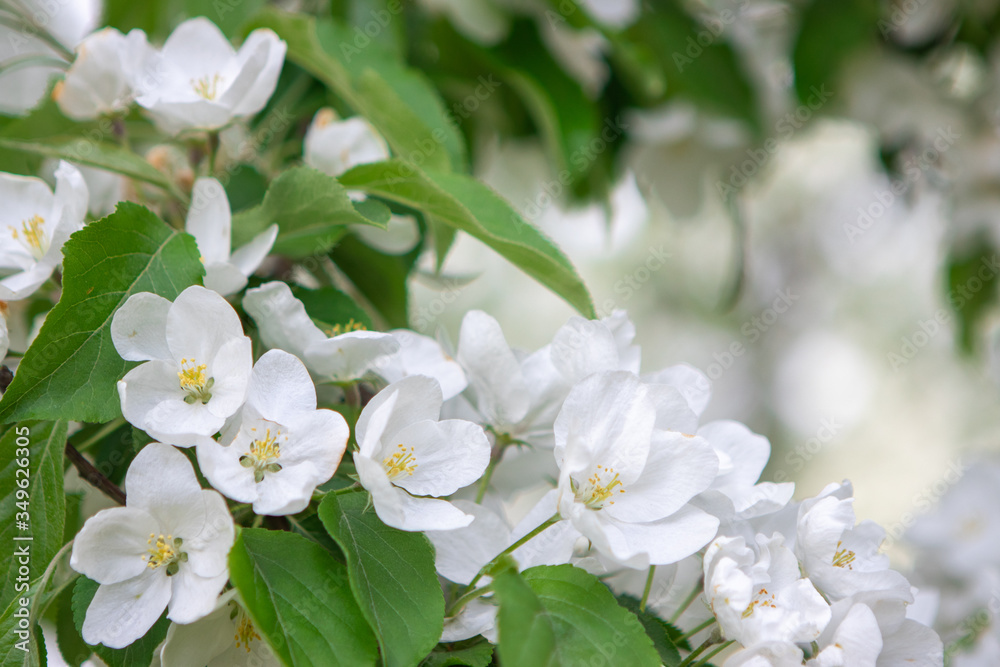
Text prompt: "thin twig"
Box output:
[[64, 442, 126, 505]]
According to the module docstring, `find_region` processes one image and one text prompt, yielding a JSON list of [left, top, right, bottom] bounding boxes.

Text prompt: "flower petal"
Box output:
[[247, 349, 316, 421], [355, 375, 442, 457], [229, 223, 277, 277], [243, 281, 326, 358], [165, 286, 246, 365], [186, 178, 231, 264], [456, 310, 529, 426], [304, 330, 399, 382], [389, 419, 490, 497], [70, 506, 157, 585], [111, 292, 172, 362], [81, 569, 172, 649]]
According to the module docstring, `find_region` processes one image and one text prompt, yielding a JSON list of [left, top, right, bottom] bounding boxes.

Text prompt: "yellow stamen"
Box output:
[[144, 533, 187, 575], [742, 587, 777, 618], [233, 606, 261, 653], [326, 318, 368, 337], [575, 465, 626, 509], [383, 444, 417, 480], [191, 73, 222, 100], [240, 427, 285, 483], [178, 358, 213, 404], [832, 541, 856, 569], [10, 215, 48, 260]]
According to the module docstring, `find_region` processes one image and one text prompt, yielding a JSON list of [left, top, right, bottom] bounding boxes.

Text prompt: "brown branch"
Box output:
[[65, 442, 126, 506]]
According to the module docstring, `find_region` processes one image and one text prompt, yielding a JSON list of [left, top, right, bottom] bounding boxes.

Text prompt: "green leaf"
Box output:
[[0, 137, 186, 201], [55, 581, 89, 667], [339, 160, 595, 318], [0, 203, 205, 424], [71, 577, 169, 667], [329, 233, 419, 328], [792, 0, 876, 104], [229, 528, 378, 667], [420, 640, 495, 667], [946, 232, 999, 354], [0, 580, 45, 667], [318, 491, 445, 667], [492, 564, 660, 667], [245, 9, 459, 171], [231, 166, 379, 257], [615, 594, 683, 666], [0, 422, 68, 608], [291, 285, 373, 332]]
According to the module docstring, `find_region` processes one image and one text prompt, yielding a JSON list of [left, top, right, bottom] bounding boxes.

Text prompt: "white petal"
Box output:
[[0, 263, 56, 300], [111, 292, 172, 361], [389, 419, 490, 497], [159, 18, 236, 76], [304, 330, 399, 381], [124, 442, 203, 513], [247, 349, 316, 420], [550, 316, 620, 381], [186, 178, 231, 264], [355, 375, 443, 457], [456, 310, 529, 426], [168, 568, 229, 624], [160, 591, 236, 667], [604, 432, 718, 523], [578, 504, 720, 568], [380, 329, 468, 400], [243, 281, 326, 358], [644, 364, 712, 417], [196, 436, 257, 504], [229, 223, 277, 277], [120, 363, 224, 440], [356, 452, 472, 531], [82, 569, 172, 649], [426, 501, 510, 585], [353, 213, 420, 255], [166, 286, 246, 366], [226, 29, 286, 116], [53, 161, 89, 232], [304, 111, 390, 177], [70, 507, 156, 584], [203, 261, 249, 296], [204, 336, 253, 421]]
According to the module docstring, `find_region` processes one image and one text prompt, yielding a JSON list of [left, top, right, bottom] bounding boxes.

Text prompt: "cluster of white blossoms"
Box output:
[[53, 17, 286, 134], [68, 280, 944, 664]]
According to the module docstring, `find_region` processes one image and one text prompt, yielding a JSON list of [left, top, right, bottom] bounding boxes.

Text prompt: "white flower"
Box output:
[[303, 108, 420, 255], [552, 371, 720, 568], [53, 27, 153, 120], [795, 483, 912, 602], [160, 589, 279, 667], [304, 108, 389, 177], [354, 375, 491, 531], [196, 349, 349, 515], [134, 18, 286, 134], [70, 443, 234, 649], [112, 285, 253, 445], [243, 281, 399, 383], [0, 161, 88, 300], [186, 178, 277, 296], [704, 533, 830, 647]]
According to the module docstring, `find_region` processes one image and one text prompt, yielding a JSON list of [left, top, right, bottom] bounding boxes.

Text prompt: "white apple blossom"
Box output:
[[112, 285, 253, 445], [243, 281, 399, 383], [196, 349, 349, 515], [704, 533, 830, 647], [185, 178, 277, 296], [70, 443, 234, 648], [551, 370, 720, 568], [0, 161, 88, 300], [134, 18, 286, 134], [795, 483, 912, 602], [160, 589, 279, 667], [53, 27, 153, 120], [354, 375, 490, 531]]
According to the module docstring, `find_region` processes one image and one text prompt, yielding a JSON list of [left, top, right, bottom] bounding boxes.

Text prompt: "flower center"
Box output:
[[231, 603, 261, 653], [178, 358, 214, 404], [741, 587, 777, 618], [573, 465, 625, 510], [832, 541, 856, 569], [325, 318, 367, 337], [191, 73, 222, 100], [10, 215, 48, 260], [144, 533, 188, 576], [383, 444, 417, 480], [240, 427, 285, 483]]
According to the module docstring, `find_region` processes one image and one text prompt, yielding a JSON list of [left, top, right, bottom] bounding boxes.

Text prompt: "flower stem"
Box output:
[[670, 578, 704, 623], [447, 583, 493, 617], [467, 513, 561, 589], [640, 565, 656, 613], [64, 442, 126, 505], [677, 618, 716, 644], [474, 457, 497, 504], [692, 640, 734, 666], [678, 638, 714, 667]]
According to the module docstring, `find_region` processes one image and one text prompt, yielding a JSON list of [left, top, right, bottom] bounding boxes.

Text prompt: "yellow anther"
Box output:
[[383, 444, 417, 480], [240, 428, 285, 483], [832, 541, 856, 569], [575, 465, 625, 509], [234, 607, 261, 653], [191, 73, 222, 100], [10, 215, 48, 259], [326, 318, 368, 337], [178, 358, 213, 404], [741, 587, 777, 618], [144, 533, 187, 575]]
